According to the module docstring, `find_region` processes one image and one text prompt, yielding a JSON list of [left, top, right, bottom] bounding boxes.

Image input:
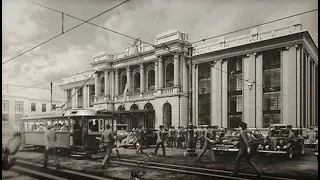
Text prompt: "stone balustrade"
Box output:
[[161, 87, 174, 95]]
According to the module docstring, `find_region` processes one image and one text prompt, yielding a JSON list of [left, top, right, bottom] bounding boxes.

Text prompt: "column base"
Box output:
[[184, 149, 197, 157]]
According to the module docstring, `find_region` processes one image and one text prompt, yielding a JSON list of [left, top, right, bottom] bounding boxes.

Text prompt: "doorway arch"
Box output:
[[163, 103, 172, 129]]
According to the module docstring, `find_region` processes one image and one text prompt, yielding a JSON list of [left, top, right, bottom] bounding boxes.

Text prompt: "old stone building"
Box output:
[[59, 22, 318, 130]]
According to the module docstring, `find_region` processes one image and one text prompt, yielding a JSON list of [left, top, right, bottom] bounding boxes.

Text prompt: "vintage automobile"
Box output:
[[304, 127, 318, 147], [257, 124, 304, 159], [213, 129, 264, 153], [121, 129, 158, 149]]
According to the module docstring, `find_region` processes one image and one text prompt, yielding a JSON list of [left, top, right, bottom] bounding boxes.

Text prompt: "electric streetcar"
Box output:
[[20, 109, 117, 158]]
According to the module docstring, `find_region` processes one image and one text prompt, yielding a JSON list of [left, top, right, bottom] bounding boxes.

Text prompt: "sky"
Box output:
[[2, 0, 318, 102]]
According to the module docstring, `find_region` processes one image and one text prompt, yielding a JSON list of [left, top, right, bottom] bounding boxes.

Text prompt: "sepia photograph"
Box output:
[[2, 0, 318, 179]]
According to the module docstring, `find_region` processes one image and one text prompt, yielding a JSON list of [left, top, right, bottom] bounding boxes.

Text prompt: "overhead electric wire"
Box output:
[[26, 0, 154, 47], [2, 84, 50, 90], [6, 8, 317, 95], [192, 8, 318, 44], [2, 0, 131, 65], [60, 71, 97, 108], [8, 69, 94, 94]]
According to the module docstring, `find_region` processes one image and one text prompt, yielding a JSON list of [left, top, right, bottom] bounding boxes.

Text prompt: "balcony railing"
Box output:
[[143, 91, 154, 98], [129, 93, 141, 100], [161, 87, 174, 95]]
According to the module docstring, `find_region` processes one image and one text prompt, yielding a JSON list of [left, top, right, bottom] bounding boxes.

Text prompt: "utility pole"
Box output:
[[50, 81, 53, 111], [184, 45, 197, 157]]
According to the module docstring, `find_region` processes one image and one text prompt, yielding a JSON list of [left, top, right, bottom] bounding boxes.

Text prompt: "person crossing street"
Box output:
[[196, 125, 216, 162], [43, 124, 60, 169], [100, 124, 115, 169], [154, 125, 166, 156], [136, 125, 145, 154], [231, 122, 262, 177]]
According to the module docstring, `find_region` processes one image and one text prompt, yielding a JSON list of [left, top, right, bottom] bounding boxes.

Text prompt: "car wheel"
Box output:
[[287, 146, 293, 159]]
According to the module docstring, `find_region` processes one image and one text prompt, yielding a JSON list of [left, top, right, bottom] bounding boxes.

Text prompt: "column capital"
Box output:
[[140, 63, 144, 69], [114, 68, 119, 74], [154, 60, 158, 65], [209, 61, 217, 67], [126, 66, 130, 71], [158, 56, 163, 63]]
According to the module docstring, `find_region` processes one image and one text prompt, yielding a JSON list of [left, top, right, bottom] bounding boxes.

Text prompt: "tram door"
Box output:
[[72, 118, 86, 147]]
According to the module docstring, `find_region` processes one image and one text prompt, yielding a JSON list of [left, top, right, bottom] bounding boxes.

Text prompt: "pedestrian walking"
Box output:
[[171, 126, 177, 148], [199, 126, 205, 149], [136, 125, 145, 154], [167, 126, 173, 148], [100, 124, 115, 169], [196, 125, 216, 162], [176, 126, 182, 148], [43, 124, 60, 169], [194, 126, 198, 149], [154, 125, 166, 156], [182, 126, 188, 149], [232, 122, 262, 177]]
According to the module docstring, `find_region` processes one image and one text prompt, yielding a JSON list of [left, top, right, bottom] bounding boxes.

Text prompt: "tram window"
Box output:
[[100, 119, 104, 131], [88, 119, 99, 132]]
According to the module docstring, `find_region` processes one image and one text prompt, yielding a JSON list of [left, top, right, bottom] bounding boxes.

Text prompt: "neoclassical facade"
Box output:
[[59, 22, 318, 130]]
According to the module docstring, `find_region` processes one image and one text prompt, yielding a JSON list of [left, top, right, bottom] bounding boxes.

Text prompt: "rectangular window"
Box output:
[[2, 114, 9, 121], [262, 49, 281, 128], [15, 101, 23, 112], [67, 89, 72, 109], [198, 64, 211, 125], [31, 103, 36, 112], [42, 104, 46, 112], [2, 100, 9, 112], [78, 87, 83, 108], [228, 57, 243, 128]]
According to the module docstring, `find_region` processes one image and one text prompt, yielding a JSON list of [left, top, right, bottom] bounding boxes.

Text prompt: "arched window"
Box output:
[[101, 77, 105, 95], [165, 63, 174, 87], [134, 72, 140, 93], [163, 103, 172, 129], [144, 103, 153, 110], [148, 69, 155, 91], [118, 105, 125, 111], [130, 104, 139, 110], [120, 75, 127, 94]]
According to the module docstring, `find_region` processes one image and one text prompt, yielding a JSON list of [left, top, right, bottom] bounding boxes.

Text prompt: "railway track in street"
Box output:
[[12, 159, 125, 180], [105, 157, 297, 180]]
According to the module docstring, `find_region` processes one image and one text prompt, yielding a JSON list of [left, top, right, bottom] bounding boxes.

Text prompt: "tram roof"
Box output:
[[113, 109, 155, 114], [22, 109, 114, 120]]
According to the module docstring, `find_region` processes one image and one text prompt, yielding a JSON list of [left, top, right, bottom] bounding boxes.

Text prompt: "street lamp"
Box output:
[[184, 45, 197, 157]]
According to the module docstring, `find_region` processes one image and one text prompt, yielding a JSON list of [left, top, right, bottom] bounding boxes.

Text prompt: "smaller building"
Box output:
[[2, 94, 62, 136]]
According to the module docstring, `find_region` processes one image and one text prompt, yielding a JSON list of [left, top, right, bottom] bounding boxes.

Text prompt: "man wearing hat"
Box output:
[[100, 124, 115, 169], [232, 122, 261, 177], [43, 123, 60, 169], [199, 126, 205, 149], [196, 125, 215, 162], [154, 125, 166, 156], [135, 125, 145, 154]]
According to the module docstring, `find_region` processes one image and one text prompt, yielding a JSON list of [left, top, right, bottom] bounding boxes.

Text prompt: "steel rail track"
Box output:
[[14, 159, 125, 180], [103, 157, 297, 180]]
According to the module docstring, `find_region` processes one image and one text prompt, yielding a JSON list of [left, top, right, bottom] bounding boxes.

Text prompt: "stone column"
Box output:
[[126, 67, 131, 93], [72, 87, 77, 109], [306, 55, 310, 127], [182, 55, 188, 93], [255, 53, 263, 128], [192, 64, 196, 124], [110, 70, 115, 100], [210, 61, 222, 127], [115, 69, 119, 96], [104, 70, 109, 97], [243, 54, 256, 128], [158, 56, 164, 88], [312, 61, 316, 126], [64, 90, 68, 105], [140, 64, 144, 93], [221, 60, 228, 128], [282, 46, 297, 125], [296, 45, 301, 128], [155, 60, 158, 90], [94, 72, 100, 99], [195, 65, 199, 126], [83, 85, 88, 108], [174, 54, 180, 87]]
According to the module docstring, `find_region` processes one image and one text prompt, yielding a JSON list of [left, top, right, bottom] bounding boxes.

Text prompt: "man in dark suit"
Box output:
[[136, 125, 145, 154], [196, 125, 215, 162], [154, 125, 166, 156]]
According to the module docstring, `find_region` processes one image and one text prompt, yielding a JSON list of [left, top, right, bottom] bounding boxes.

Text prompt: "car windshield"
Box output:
[[271, 130, 290, 137]]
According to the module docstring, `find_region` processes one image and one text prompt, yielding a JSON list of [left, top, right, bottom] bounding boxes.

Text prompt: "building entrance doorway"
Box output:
[[163, 103, 172, 129]]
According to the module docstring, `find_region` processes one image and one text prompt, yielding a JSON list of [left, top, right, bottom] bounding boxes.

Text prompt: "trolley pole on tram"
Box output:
[[184, 45, 197, 157], [50, 81, 53, 111]]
